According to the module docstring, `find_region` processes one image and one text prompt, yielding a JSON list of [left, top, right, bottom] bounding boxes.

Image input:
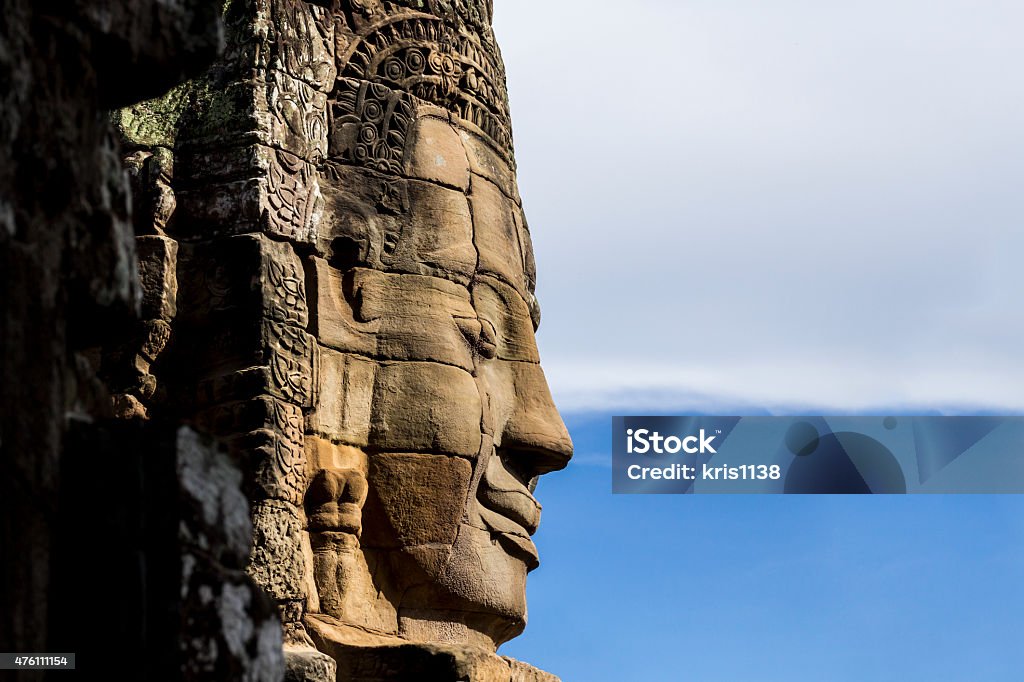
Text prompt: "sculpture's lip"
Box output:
[[473, 454, 544, 568], [478, 455, 542, 536], [477, 504, 540, 570], [498, 528, 540, 570]]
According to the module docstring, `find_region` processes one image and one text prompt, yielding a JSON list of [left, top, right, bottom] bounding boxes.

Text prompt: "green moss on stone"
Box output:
[[112, 81, 195, 148]]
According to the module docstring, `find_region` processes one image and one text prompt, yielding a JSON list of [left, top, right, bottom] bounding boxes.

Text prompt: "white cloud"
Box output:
[[494, 1, 1024, 412], [544, 360, 1024, 414]]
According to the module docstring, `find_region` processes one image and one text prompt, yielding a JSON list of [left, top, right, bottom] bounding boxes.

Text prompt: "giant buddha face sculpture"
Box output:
[[298, 0, 573, 651], [110, 0, 571, 669]]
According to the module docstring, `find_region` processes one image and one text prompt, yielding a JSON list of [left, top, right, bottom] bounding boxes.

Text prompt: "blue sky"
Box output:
[[501, 413, 1024, 681], [492, 2, 1024, 679]]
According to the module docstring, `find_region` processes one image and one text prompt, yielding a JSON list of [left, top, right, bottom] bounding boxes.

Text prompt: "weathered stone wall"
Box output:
[[0, 3, 282, 680]]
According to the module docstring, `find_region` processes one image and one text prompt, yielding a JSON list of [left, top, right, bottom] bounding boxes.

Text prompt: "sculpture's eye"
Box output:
[[455, 315, 497, 359], [477, 319, 498, 359]]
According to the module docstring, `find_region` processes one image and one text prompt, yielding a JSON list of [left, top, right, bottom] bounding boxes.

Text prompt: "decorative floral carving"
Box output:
[[336, 13, 513, 155], [267, 321, 319, 408], [266, 256, 307, 326], [265, 149, 322, 243], [256, 399, 307, 504], [269, 0, 336, 91], [266, 70, 329, 162], [328, 78, 415, 174]]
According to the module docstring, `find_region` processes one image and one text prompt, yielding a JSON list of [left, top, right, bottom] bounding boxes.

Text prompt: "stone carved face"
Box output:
[[302, 8, 572, 650]]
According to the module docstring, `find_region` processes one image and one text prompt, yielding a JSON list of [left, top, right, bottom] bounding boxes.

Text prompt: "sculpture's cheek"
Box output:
[[366, 361, 483, 457], [361, 452, 474, 550]]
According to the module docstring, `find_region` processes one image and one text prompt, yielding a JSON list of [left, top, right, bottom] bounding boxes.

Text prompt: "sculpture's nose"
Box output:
[[491, 360, 573, 484]]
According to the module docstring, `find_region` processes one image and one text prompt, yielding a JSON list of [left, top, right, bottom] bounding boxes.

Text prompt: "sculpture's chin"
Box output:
[[395, 520, 531, 649]]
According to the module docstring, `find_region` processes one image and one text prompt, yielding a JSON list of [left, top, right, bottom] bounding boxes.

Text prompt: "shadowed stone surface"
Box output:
[[1, 3, 288, 681]]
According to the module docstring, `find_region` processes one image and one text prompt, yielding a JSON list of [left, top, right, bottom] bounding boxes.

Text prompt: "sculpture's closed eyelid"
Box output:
[[479, 318, 498, 346], [456, 314, 498, 358]]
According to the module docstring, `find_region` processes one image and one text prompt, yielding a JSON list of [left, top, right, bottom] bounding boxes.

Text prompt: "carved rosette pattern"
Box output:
[[329, 78, 415, 174], [337, 12, 513, 157]]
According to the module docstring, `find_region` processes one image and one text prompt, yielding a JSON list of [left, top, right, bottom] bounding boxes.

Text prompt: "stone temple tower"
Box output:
[[111, 1, 573, 679]]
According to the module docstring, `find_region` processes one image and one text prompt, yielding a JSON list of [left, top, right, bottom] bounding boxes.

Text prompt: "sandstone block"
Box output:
[[370, 362, 482, 458], [249, 500, 309, 603], [177, 146, 321, 243], [195, 319, 319, 408], [308, 259, 379, 355], [177, 140, 272, 185], [308, 538, 399, 634], [506, 657, 562, 682], [307, 616, 525, 682], [181, 80, 263, 151], [395, 180, 476, 280], [305, 436, 368, 476], [263, 70, 329, 163], [312, 263, 478, 369], [362, 453, 472, 549], [111, 393, 148, 420], [257, 1, 336, 92], [316, 163, 405, 267], [136, 235, 178, 320], [472, 276, 540, 363], [138, 319, 172, 362], [198, 395, 298, 439], [183, 72, 328, 164], [404, 114, 471, 190], [176, 176, 264, 235], [309, 348, 375, 446], [357, 268, 477, 370], [318, 167, 475, 280], [197, 395, 309, 505], [181, 233, 308, 327], [459, 126, 520, 204], [285, 646, 337, 682], [470, 176, 527, 295], [227, 402, 307, 507]]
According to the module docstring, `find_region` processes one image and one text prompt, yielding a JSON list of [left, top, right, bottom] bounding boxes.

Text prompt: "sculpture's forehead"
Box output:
[[317, 137, 533, 292], [303, 1, 540, 318]]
